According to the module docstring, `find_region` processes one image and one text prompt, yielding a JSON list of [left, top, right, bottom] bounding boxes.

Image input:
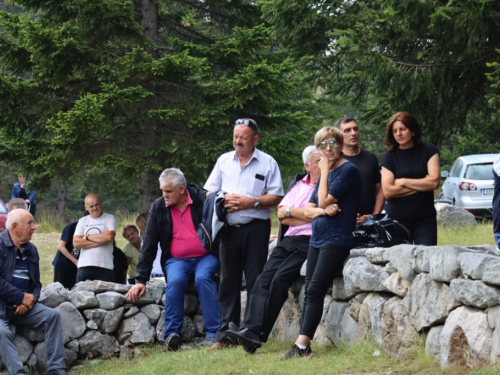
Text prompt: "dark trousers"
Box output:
[[54, 264, 77, 290], [77, 266, 115, 283], [243, 235, 310, 341], [215, 219, 270, 343], [398, 215, 437, 246], [300, 244, 350, 339]]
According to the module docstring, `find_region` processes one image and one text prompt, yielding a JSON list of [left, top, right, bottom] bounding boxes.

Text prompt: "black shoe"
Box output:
[[226, 328, 261, 354], [228, 322, 239, 331], [164, 333, 181, 351], [280, 343, 313, 360]]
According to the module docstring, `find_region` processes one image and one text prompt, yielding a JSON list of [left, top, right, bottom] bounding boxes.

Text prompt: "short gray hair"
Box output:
[[302, 145, 318, 164], [158, 168, 187, 188], [333, 117, 357, 128], [6, 209, 24, 230]]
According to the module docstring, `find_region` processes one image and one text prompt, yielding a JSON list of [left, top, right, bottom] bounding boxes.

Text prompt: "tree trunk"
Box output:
[[55, 181, 67, 222]]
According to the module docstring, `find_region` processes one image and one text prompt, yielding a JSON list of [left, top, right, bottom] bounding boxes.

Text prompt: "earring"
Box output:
[[412, 133, 415, 137]]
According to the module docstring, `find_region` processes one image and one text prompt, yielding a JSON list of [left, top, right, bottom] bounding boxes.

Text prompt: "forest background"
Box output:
[[0, 0, 500, 224]]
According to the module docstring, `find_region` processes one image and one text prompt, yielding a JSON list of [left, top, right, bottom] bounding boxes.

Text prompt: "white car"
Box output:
[[440, 154, 497, 214]]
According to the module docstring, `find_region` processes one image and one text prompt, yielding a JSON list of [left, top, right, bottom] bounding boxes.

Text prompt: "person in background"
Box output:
[[0, 210, 68, 375], [52, 211, 90, 289], [122, 224, 141, 284], [281, 127, 362, 359], [334, 117, 384, 225], [11, 174, 36, 217], [204, 118, 284, 350], [73, 194, 116, 282], [380, 112, 440, 246], [226, 145, 323, 354], [493, 153, 500, 249], [127, 168, 221, 350], [135, 212, 149, 240]]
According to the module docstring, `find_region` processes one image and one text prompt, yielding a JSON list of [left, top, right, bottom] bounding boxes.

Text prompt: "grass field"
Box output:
[[30, 221, 499, 374]]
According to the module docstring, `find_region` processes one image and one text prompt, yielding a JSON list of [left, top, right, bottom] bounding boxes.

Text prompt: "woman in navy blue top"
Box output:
[[281, 126, 362, 360]]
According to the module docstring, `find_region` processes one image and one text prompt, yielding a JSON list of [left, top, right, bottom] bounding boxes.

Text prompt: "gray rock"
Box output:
[[349, 248, 367, 258], [16, 325, 44, 343], [429, 245, 467, 282], [358, 293, 389, 345], [184, 293, 199, 315], [365, 247, 389, 264], [440, 306, 492, 367], [482, 258, 500, 286], [14, 335, 33, 363], [56, 302, 86, 344], [84, 308, 107, 326], [450, 279, 500, 308], [487, 306, 500, 363], [193, 314, 205, 336], [425, 325, 444, 361], [299, 260, 307, 277], [64, 348, 78, 367], [405, 273, 458, 331], [72, 280, 131, 294], [437, 205, 477, 228], [87, 320, 98, 330], [466, 244, 499, 255], [96, 291, 126, 310], [180, 316, 196, 341], [116, 312, 155, 344], [102, 307, 124, 333], [270, 292, 301, 341], [348, 293, 368, 321], [383, 272, 411, 297], [324, 301, 359, 346], [331, 276, 350, 301], [381, 297, 418, 355], [140, 304, 161, 324], [343, 257, 389, 296], [26, 353, 37, 368], [33, 341, 48, 372], [146, 278, 166, 304], [414, 246, 432, 273], [66, 339, 79, 353], [78, 330, 120, 358], [39, 282, 69, 308], [123, 306, 139, 318], [458, 252, 499, 280], [156, 313, 165, 342], [68, 290, 98, 309], [383, 245, 418, 281]]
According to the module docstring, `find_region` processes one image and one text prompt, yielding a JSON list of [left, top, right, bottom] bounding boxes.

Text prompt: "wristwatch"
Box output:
[[285, 207, 291, 217], [254, 197, 261, 210]]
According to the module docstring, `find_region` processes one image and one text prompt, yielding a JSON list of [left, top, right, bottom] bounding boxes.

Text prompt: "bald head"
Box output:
[[84, 194, 103, 218]]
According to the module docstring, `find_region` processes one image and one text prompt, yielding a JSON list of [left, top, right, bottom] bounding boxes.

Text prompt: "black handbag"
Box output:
[[352, 213, 412, 248]]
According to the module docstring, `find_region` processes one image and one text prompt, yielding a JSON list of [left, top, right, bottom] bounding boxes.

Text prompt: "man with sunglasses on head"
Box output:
[[204, 118, 284, 350], [334, 118, 384, 225]]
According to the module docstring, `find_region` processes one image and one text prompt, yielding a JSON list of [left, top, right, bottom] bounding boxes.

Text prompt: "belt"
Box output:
[[151, 273, 164, 278]]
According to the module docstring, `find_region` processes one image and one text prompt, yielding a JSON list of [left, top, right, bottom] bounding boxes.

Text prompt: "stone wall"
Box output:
[[272, 243, 500, 368], [4, 242, 500, 372]]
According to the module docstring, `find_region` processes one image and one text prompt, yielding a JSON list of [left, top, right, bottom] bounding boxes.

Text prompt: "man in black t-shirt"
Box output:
[[335, 118, 385, 225]]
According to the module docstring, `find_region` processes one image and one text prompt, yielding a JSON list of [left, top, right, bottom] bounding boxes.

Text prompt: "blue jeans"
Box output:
[[164, 254, 221, 339], [495, 232, 500, 249]]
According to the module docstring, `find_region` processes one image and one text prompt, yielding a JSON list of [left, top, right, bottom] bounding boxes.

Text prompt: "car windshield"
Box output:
[[464, 163, 494, 180]]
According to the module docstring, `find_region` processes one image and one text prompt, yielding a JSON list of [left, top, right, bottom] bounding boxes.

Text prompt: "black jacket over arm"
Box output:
[[135, 185, 206, 285]]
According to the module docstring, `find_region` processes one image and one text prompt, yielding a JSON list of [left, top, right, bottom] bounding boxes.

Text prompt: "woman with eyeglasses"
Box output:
[[380, 112, 440, 246], [281, 126, 362, 359]]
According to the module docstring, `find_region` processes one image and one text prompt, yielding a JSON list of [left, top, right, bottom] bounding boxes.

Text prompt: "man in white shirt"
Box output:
[[73, 194, 116, 282]]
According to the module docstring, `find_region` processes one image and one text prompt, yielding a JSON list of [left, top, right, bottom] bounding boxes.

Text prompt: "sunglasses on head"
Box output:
[[318, 140, 339, 150], [235, 119, 257, 128]]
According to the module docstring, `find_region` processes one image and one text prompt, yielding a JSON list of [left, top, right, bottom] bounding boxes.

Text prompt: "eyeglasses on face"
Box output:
[[318, 140, 339, 150], [235, 119, 257, 129]]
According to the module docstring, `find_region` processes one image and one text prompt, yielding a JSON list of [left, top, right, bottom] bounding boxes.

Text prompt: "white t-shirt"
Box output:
[[75, 213, 116, 270]]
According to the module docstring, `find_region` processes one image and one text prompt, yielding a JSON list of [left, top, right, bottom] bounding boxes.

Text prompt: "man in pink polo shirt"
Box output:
[[127, 168, 221, 350], [227, 145, 326, 353]]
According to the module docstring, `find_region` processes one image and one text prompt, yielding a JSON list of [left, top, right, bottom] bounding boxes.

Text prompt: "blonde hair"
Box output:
[[122, 224, 139, 238], [313, 127, 343, 147]]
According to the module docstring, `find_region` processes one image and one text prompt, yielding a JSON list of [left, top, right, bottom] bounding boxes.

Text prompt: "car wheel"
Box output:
[[438, 192, 444, 199]]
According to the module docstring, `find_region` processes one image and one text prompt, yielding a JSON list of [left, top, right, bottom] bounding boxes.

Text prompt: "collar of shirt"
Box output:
[[231, 148, 260, 164]]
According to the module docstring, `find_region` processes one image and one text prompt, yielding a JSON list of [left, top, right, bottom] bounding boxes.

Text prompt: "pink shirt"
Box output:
[[279, 174, 316, 237], [169, 190, 207, 258]]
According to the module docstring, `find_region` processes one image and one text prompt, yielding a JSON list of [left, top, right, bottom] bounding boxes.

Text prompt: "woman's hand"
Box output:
[[318, 155, 331, 175], [322, 204, 340, 216]]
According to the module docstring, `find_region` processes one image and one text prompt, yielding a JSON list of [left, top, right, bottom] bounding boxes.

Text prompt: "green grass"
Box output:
[[30, 220, 499, 374]]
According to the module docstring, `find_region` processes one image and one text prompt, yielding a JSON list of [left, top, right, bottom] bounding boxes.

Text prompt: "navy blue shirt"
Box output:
[[309, 161, 363, 248], [12, 248, 31, 293], [52, 222, 78, 269]]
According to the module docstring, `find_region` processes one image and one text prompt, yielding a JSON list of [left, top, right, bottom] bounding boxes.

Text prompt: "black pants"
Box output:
[[243, 235, 309, 341], [299, 244, 350, 339], [77, 266, 115, 283], [215, 219, 270, 343], [53, 264, 77, 290], [398, 215, 437, 246]]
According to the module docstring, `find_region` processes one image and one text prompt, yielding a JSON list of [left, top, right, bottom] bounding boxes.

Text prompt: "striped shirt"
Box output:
[[12, 248, 31, 293], [204, 148, 284, 225]]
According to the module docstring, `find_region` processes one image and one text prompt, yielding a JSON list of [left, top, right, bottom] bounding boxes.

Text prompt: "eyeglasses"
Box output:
[[318, 140, 339, 150], [235, 119, 257, 129]]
